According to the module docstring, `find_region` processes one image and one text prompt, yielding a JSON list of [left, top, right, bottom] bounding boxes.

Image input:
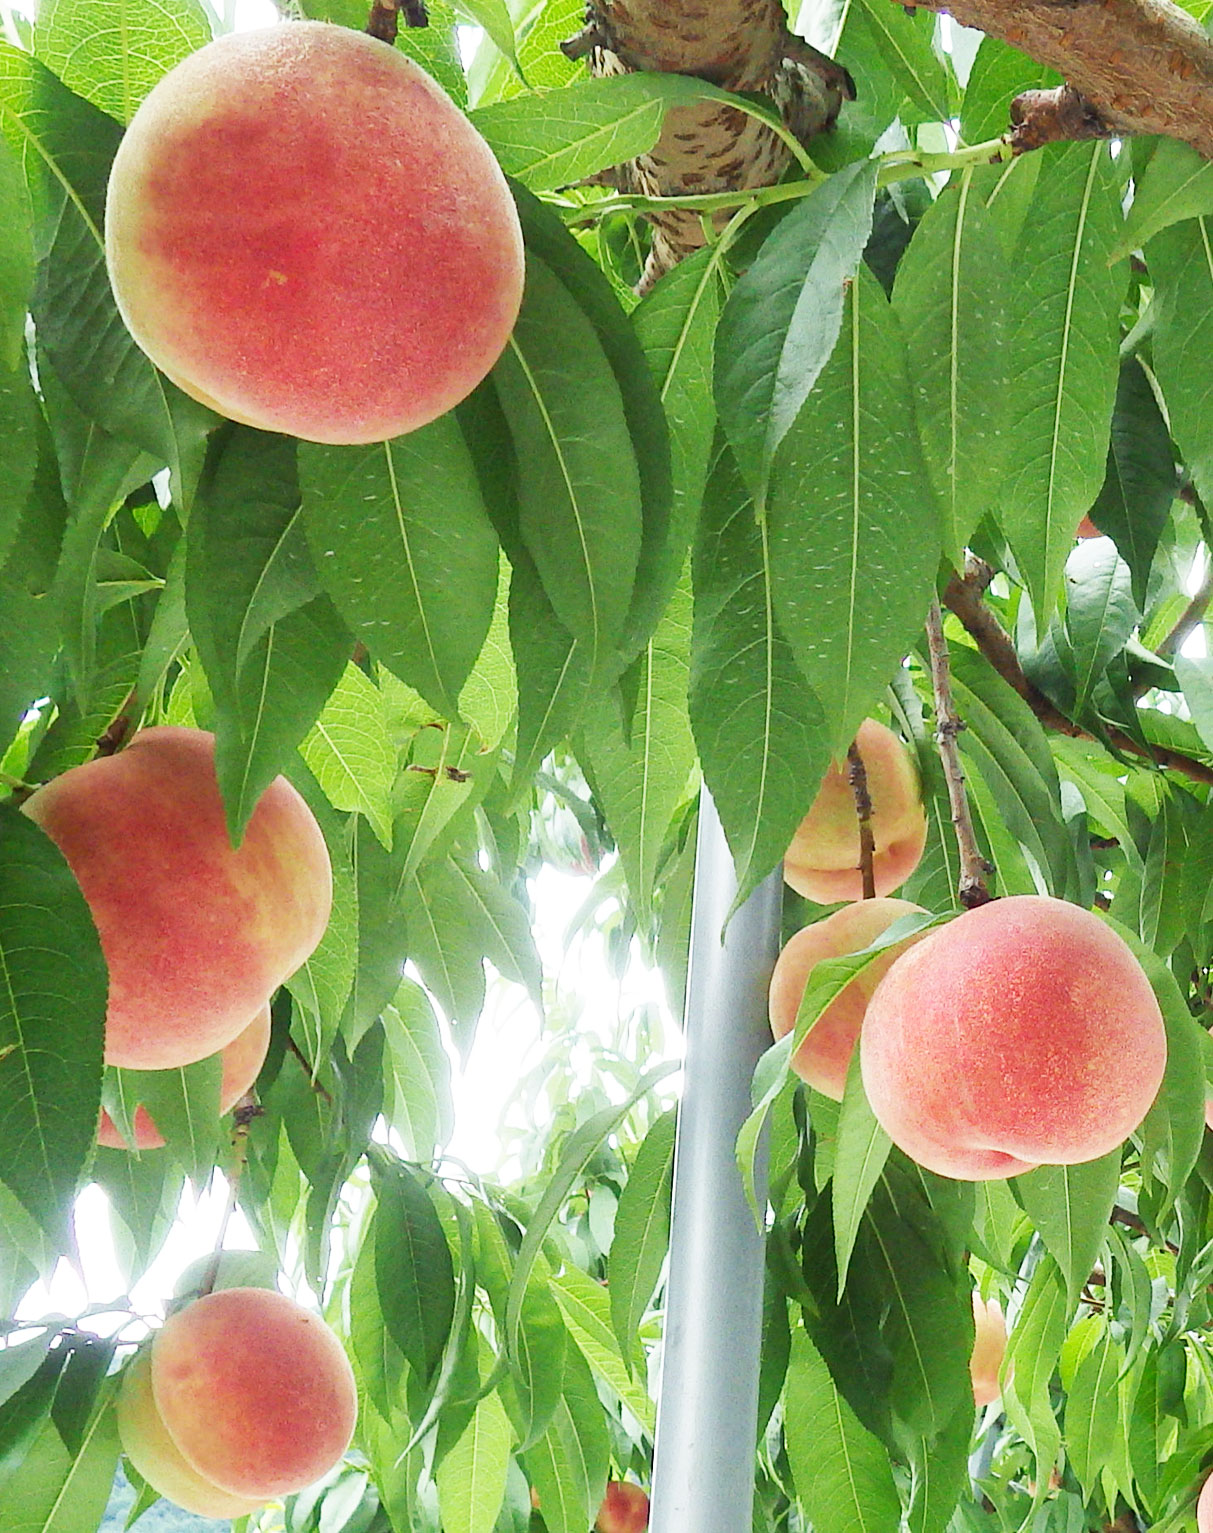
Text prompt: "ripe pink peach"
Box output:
[[969, 1291, 1007, 1407], [1198, 1473, 1213, 1533], [23, 726, 330, 1071], [596, 1481, 650, 1533], [859, 896, 1167, 1180], [104, 22, 524, 444], [784, 720, 927, 905], [119, 1287, 358, 1508], [768, 898, 928, 1100], [97, 1003, 271, 1150]]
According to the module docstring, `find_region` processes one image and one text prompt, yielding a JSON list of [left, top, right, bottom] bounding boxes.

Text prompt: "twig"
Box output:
[[287, 1035, 334, 1106], [942, 560, 1213, 788], [197, 1097, 262, 1299], [95, 688, 138, 758], [366, 0, 427, 45], [846, 742, 877, 900], [925, 599, 993, 909], [1156, 555, 1213, 661]]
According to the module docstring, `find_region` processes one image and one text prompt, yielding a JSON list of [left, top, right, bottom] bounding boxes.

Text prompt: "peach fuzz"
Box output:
[[135, 1287, 357, 1503], [596, 1481, 650, 1533], [117, 1349, 263, 1518], [1199, 1473, 1213, 1533], [784, 719, 927, 904], [859, 896, 1166, 1181], [969, 1292, 1007, 1407], [22, 726, 330, 1071], [768, 898, 928, 1100], [104, 22, 524, 445], [98, 1002, 271, 1150]]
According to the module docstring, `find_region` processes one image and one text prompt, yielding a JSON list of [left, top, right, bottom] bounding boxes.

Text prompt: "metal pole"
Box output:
[[649, 789, 784, 1533]]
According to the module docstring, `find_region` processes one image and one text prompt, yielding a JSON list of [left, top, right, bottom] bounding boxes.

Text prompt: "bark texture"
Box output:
[[582, 0, 850, 285], [913, 0, 1213, 157]]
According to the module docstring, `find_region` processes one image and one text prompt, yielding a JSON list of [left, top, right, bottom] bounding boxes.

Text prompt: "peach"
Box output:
[[1198, 1473, 1213, 1533], [969, 1291, 1007, 1407], [118, 1287, 358, 1508], [859, 896, 1167, 1180], [104, 21, 524, 445], [768, 898, 928, 1100], [596, 1481, 649, 1533], [97, 1002, 271, 1150], [784, 719, 927, 904], [1076, 515, 1102, 538], [23, 726, 330, 1071]]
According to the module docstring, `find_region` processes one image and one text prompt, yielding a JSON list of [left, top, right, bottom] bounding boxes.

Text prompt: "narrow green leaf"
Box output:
[[1000, 1256, 1067, 1503], [0, 136, 32, 369], [715, 160, 878, 503], [1063, 1331, 1123, 1495], [435, 1387, 512, 1533], [608, 1106, 675, 1368], [33, 0, 212, 124], [369, 1153, 457, 1384], [784, 1328, 900, 1533], [998, 142, 1129, 626], [768, 265, 942, 754], [580, 575, 695, 923], [521, 1342, 609, 1533], [0, 809, 106, 1241], [549, 1265, 656, 1434], [299, 663, 396, 851], [381, 978, 453, 1165], [851, 0, 950, 120], [492, 255, 643, 670], [300, 420, 499, 719], [1062, 539, 1138, 717], [690, 445, 829, 904], [1012, 1153, 1121, 1309], [1148, 214, 1213, 505], [1118, 138, 1213, 255], [0, 363, 37, 577], [832, 1053, 892, 1295], [891, 168, 1009, 566]]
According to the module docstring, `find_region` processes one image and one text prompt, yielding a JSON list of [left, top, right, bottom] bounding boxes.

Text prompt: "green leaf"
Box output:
[[492, 255, 643, 672], [851, 0, 950, 120], [997, 142, 1129, 626], [473, 73, 735, 193], [0, 363, 38, 577], [1085, 356, 1177, 608], [381, 978, 453, 1165], [508, 552, 597, 790], [1118, 137, 1213, 255], [444, 857, 542, 1008], [299, 663, 396, 851], [284, 758, 358, 1048], [891, 168, 1009, 566], [0, 808, 106, 1241], [349, 1217, 407, 1420], [0, 136, 32, 369], [1063, 1331, 1123, 1496], [959, 38, 1057, 147], [1000, 1255, 1067, 1503], [33, 0, 212, 124], [435, 1387, 512, 1533], [0, 42, 182, 465], [369, 1152, 457, 1384], [784, 1328, 900, 1533], [186, 427, 349, 840], [511, 1278, 569, 1452], [1062, 538, 1138, 717], [548, 1264, 656, 1435], [457, 552, 517, 752], [768, 265, 942, 754], [1012, 1153, 1121, 1309], [715, 160, 878, 504], [299, 420, 499, 719], [608, 1105, 675, 1369], [102, 1053, 223, 1181], [405, 860, 487, 1052], [521, 1341, 609, 1533], [832, 1053, 892, 1296], [1148, 214, 1213, 506], [580, 575, 695, 923], [0, 1386, 120, 1533], [690, 444, 829, 905]]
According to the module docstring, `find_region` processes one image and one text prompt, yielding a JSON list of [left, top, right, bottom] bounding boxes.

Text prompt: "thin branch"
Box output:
[[846, 742, 877, 900], [1156, 557, 1213, 661], [899, 0, 1213, 158], [196, 1096, 262, 1299], [366, 0, 427, 45], [287, 1035, 334, 1106], [942, 561, 1213, 788], [925, 599, 994, 909]]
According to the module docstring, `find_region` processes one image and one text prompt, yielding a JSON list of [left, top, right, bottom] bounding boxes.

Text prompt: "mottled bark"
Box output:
[[579, 0, 851, 285]]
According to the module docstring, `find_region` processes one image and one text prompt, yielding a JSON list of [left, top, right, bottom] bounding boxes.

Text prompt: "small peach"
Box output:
[[969, 1291, 1007, 1407], [596, 1480, 649, 1533]]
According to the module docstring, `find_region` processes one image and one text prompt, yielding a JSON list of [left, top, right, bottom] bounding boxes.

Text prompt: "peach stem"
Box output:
[[924, 599, 993, 909], [845, 742, 877, 900]]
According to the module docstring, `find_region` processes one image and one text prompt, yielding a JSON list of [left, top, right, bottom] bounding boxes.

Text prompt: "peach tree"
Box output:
[[2, 0, 1213, 1531]]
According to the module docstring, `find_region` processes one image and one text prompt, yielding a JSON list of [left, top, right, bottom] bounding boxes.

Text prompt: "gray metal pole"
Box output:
[[648, 788, 784, 1533]]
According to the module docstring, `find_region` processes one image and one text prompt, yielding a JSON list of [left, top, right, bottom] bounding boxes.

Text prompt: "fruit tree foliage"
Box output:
[[2, 2, 1213, 1532]]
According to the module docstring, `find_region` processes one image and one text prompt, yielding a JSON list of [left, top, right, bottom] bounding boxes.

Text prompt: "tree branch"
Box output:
[[942, 560, 1213, 787], [902, 0, 1213, 158], [925, 600, 994, 909]]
